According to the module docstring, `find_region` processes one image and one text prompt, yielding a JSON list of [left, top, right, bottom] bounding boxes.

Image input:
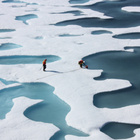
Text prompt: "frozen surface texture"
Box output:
[[0, 0, 140, 140]]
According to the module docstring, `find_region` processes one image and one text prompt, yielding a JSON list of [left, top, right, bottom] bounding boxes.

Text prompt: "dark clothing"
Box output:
[[79, 63, 82, 68], [43, 59, 47, 71], [78, 60, 88, 68], [78, 60, 84, 68], [43, 64, 46, 71]]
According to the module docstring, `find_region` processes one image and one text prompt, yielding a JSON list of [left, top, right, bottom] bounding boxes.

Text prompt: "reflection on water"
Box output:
[[83, 47, 140, 108], [100, 122, 140, 139]]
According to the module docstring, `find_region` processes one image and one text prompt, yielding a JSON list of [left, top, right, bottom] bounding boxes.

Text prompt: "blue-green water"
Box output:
[[0, 79, 88, 140], [0, 43, 22, 51], [113, 32, 140, 39], [2, 0, 37, 5], [2, 0, 140, 139], [58, 10, 83, 16], [0, 55, 60, 65], [69, 0, 90, 4], [34, 36, 43, 40], [0, 37, 12, 39], [83, 47, 140, 108], [91, 30, 112, 35], [15, 14, 38, 25], [0, 78, 18, 85], [2, 0, 25, 3], [0, 29, 15, 32], [59, 34, 81, 37], [56, 0, 140, 28], [100, 122, 140, 139]]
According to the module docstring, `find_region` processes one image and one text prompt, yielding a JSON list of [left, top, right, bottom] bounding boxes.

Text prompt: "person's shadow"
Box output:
[[45, 70, 63, 73]]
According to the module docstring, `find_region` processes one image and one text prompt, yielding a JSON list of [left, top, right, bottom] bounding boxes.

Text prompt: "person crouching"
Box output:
[[78, 60, 84, 68]]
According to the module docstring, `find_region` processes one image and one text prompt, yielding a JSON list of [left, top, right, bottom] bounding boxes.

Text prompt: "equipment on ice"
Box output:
[[78, 60, 88, 69]]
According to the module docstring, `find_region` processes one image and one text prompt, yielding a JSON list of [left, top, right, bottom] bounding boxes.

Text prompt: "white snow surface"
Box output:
[[0, 0, 140, 140], [0, 97, 58, 140], [122, 6, 140, 12]]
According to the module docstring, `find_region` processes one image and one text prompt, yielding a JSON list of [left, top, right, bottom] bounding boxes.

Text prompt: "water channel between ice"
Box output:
[[0, 80, 88, 140], [0, 55, 60, 65], [83, 47, 140, 108], [0, 43, 22, 50], [100, 122, 140, 139], [83, 47, 140, 139]]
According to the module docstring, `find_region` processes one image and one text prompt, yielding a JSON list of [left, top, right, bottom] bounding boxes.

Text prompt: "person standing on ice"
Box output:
[[42, 59, 47, 71]]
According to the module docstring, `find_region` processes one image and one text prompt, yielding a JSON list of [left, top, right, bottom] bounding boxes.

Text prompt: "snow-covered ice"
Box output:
[[0, 0, 140, 139]]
